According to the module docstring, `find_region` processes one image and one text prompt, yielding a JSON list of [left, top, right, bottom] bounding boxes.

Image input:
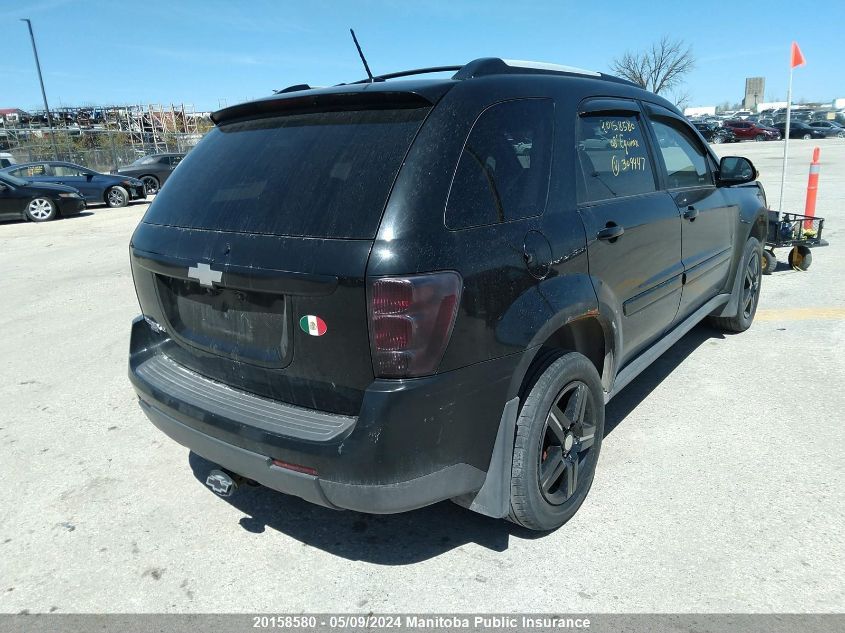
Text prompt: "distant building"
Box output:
[[683, 105, 716, 117], [756, 101, 788, 113], [743, 77, 765, 110], [0, 108, 27, 124]]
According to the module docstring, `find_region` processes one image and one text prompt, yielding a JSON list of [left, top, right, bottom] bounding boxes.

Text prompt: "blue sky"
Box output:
[[2, 0, 842, 112]]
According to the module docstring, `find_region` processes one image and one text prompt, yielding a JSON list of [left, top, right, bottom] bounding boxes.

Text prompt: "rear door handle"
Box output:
[[684, 206, 699, 221], [596, 225, 624, 241]]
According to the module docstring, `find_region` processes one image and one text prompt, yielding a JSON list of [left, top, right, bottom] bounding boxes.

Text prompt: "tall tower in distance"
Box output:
[[744, 77, 766, 110]]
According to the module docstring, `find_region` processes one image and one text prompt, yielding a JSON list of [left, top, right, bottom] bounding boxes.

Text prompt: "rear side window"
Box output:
[[14, 164, 50, 177], [577, 114, 656, 203], [143, 107, 429, 239], [446, 99, 553, 229]]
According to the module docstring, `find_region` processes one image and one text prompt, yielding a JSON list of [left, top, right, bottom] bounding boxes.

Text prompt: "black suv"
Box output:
[[128, 58, 768, 531]]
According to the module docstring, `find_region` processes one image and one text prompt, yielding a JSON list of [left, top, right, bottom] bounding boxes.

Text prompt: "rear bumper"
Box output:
[[128, 316, 519, 513]]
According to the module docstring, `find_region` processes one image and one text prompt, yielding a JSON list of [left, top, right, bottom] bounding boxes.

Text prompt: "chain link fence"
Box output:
[[0, 128, 205, 173]]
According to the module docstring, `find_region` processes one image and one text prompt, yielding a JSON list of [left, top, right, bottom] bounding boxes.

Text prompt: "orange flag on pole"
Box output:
[[791, 41, 806, 68]]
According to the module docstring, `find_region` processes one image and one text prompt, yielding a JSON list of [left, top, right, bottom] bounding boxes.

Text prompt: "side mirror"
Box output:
[[718, 156, 757, 185]]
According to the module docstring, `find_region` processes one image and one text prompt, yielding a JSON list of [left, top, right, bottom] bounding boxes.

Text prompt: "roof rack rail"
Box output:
[[273, 83, 314, 94], [345, 65, 462, 85], [341, 58, 637, 88], [452, 58, 637, 86]]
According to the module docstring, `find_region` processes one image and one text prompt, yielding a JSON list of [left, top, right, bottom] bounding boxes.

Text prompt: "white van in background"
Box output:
[[0, 153, 17, 168]]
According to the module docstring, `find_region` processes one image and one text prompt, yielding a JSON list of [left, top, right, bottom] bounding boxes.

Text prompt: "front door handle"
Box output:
[[683, 206, 699, 221], [596, 224, 624, 241]]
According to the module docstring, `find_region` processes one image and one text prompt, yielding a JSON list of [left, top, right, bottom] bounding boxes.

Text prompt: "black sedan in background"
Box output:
[[693, 122, 738, 144], [0, 161, 145, 207], [809, 120, 845, 138], [772, 121, 827, 140], [0, 173, 86, 222], [114, 153, 185, 194]]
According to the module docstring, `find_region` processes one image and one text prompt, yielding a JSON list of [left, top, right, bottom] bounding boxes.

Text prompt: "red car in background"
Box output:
[[722, 120, 781, 141]]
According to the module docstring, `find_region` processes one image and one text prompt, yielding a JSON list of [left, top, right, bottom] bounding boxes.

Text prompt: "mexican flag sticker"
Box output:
[[299, 315, 327, 337]]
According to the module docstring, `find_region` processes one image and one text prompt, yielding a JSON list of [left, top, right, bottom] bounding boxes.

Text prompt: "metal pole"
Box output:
[[21, 18, 59, 162], [777, 65, 794, 212]]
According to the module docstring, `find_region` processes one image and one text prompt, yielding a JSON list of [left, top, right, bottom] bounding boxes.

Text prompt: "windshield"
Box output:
[[130, 156, 158, 166], [143, 107, 430, 239]]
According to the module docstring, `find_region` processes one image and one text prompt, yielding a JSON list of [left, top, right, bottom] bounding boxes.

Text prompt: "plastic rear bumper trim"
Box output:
[[140, 399, 485, 513]]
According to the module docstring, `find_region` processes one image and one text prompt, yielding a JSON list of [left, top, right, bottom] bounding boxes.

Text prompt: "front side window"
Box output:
[[576, 113, 656, 204], [446, 99, 553, 229], [52, 165, 83, 177], [649, 119, 712, 189]]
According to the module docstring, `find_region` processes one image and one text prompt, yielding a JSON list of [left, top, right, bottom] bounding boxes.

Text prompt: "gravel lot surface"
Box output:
[[1, 139, 843, 613]]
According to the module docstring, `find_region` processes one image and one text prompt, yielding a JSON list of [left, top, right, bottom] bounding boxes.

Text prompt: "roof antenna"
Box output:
[[349, 28, 375, 83]]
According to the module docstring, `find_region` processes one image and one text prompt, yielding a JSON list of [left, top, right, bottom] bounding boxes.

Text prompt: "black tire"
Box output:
[[761, 249, 777, 275], [802, 133, 812, 140], [755, 134, 765, 141], [25, 197, 57, 222], [712, 135, 724, 144], [140, 175, 160, 195], [709, 237, 762, 333], [788, 245, 812, 271], [509, 352, 605, 531], [105, 186, 129, 208]]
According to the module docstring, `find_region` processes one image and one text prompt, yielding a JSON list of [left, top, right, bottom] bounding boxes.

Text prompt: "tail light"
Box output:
[[367, 272, 462, 378]]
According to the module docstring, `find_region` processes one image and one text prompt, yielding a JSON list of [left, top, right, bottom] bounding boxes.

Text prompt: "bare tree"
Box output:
[[610, 36, 695, 95], [669, 89, 692, 112]]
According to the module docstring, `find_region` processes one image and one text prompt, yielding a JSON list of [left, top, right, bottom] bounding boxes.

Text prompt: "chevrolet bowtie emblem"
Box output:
[[187, 262, 222, 287]]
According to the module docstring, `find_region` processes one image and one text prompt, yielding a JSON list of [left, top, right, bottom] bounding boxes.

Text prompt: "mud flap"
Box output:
[[454, 396, 519, 519], [713, 248, 747, 318]]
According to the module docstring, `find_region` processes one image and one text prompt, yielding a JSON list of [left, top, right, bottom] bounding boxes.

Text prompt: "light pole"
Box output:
[[21, 18, 59, 161]]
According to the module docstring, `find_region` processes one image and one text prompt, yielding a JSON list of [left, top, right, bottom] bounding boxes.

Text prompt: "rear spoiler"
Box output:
[[211, 89, 443, 125]]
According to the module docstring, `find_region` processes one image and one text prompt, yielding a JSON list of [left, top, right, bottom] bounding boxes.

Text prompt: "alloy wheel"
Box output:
[[141, 176, 159, 194], [108, 188, 126, 206], [28, 198, 53, 220], [742, 250, 761, 319], [538, 381, 597, 505]]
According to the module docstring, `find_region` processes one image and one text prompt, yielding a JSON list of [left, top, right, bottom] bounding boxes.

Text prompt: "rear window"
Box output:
[[143, 107, 429, 239]]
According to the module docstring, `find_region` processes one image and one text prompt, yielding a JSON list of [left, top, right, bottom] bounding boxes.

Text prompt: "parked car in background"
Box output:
[[772, 121, 827, 140], [808, 120, 845, 138], [0, 161, 145, 207], [0, 152, 17, 168], [733, 110, 753, 119], [693, 122, 737, 144], [775, 110, 813, 124], [0, 173, 85, 222], [723, 120, 781, 141], [114, 153, 185, 195]]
